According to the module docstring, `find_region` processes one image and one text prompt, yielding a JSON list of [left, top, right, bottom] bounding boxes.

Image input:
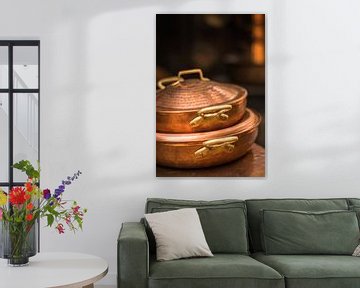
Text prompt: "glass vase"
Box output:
[[0, 220, 37, 266]]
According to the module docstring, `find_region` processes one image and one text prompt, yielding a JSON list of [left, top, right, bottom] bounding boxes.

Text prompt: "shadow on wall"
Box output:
[[43, 1, 271, 191], [44, 0, 199, 165]]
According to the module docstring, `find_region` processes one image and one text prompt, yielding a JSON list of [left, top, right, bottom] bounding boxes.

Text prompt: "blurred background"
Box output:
[[156, 14, 265, 147]]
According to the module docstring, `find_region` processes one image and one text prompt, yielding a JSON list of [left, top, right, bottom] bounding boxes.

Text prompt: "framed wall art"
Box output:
[[156, 14, 265, 177]]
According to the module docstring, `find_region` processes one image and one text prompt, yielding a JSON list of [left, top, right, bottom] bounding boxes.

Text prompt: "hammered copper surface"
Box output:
[[156, 70, 247, 133], [157, 80, 245, 109], [156, 109, 261, 169], [156, 144, 265, 177]]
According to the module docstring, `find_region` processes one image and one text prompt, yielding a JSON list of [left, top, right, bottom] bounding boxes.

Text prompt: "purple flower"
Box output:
[[43, 189, 51, 200], [54, 170, 82, 199], [54, 189, 63, 199]]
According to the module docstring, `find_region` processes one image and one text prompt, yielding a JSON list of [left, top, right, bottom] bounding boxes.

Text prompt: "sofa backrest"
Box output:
[[145, 198, 249, 254], [245, 198, 349, 252], [348, 198, 360, 207]]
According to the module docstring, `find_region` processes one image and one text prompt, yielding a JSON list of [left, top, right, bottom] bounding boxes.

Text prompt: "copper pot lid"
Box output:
[[156, 108, 261, 143], [157, 69, 247, 111]]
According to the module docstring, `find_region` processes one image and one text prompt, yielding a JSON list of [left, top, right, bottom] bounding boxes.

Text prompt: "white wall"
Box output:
[[1, 0, 360, 285]]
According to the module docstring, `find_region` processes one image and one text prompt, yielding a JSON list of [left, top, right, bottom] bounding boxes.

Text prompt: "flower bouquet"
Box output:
[[0, 160, 87, 266]]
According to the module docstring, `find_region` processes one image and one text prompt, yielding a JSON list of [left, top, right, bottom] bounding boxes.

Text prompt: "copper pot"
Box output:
[[156, 109, 261, 169], [156, 69, 247, 133]]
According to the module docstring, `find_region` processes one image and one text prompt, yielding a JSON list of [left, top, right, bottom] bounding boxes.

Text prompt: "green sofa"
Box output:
[[118, 198, 360, 288]]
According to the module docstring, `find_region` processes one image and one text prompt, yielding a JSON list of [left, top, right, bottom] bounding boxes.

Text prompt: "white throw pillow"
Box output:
[[353, 244, 360, 256], [145, 208, 213, 261]]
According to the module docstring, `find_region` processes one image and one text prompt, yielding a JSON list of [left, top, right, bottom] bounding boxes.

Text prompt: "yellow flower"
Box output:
[[0, 189, 7, 206]]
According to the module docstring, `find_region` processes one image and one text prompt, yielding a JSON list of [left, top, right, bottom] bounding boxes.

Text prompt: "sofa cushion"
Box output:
[[261, 209, 359, 255], [146, 198, 249, 254], [348, 204, 360, 228], [149, 254, 284, 288], [246, 198, 349, 252], [145, 208, 213, 261], [347, 198, 360, 207], [347, 199, 360, 229], [252, 252, 360, 288]]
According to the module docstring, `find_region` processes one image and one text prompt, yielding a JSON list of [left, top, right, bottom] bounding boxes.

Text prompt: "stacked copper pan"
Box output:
[[156, 69, 261, 169]]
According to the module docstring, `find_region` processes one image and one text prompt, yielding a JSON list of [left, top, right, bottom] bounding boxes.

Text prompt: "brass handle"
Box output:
[[190, 104, 233, 128], [157, 76, 183, 89], [178, 68, 209, 81], [195, 136, 239, 158], [158, 69, 209, 89]]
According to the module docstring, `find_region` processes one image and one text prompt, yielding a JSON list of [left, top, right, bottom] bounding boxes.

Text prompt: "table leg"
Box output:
[[82, 284, 94, 288]]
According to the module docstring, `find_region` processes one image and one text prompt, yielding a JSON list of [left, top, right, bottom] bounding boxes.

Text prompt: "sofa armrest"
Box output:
[[118, 222, 149, 288]]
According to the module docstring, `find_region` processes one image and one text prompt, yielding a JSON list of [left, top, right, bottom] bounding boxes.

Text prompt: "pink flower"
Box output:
[[0, 208, 3, 220], [65, 214, 71, 225], [56, 223, 65, 234], [72, 205, 80, 215]]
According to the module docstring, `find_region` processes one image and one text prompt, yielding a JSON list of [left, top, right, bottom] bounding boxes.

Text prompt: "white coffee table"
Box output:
[[0, 252, 108, 288]]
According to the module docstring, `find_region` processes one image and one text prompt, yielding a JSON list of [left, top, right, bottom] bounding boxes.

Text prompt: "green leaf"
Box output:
[[12, 160, 40, 180], [13, 160, 30, 170], [47, 214, 54, 227], [46, 205, 60, 217], [75, 215, 83, 230]]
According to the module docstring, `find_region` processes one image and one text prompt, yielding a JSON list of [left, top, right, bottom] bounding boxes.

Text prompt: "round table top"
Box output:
[[0, 252, 108, 288]]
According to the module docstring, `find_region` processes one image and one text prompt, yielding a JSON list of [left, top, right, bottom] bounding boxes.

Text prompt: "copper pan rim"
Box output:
[[158, 127, 258, 147], [156, 108, 261, 143], [156, 96, 246, 114]]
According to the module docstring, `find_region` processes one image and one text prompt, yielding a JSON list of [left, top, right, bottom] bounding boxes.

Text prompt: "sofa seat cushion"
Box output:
[[149, 254, 284, 288], [252, 252, 360, 288]]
